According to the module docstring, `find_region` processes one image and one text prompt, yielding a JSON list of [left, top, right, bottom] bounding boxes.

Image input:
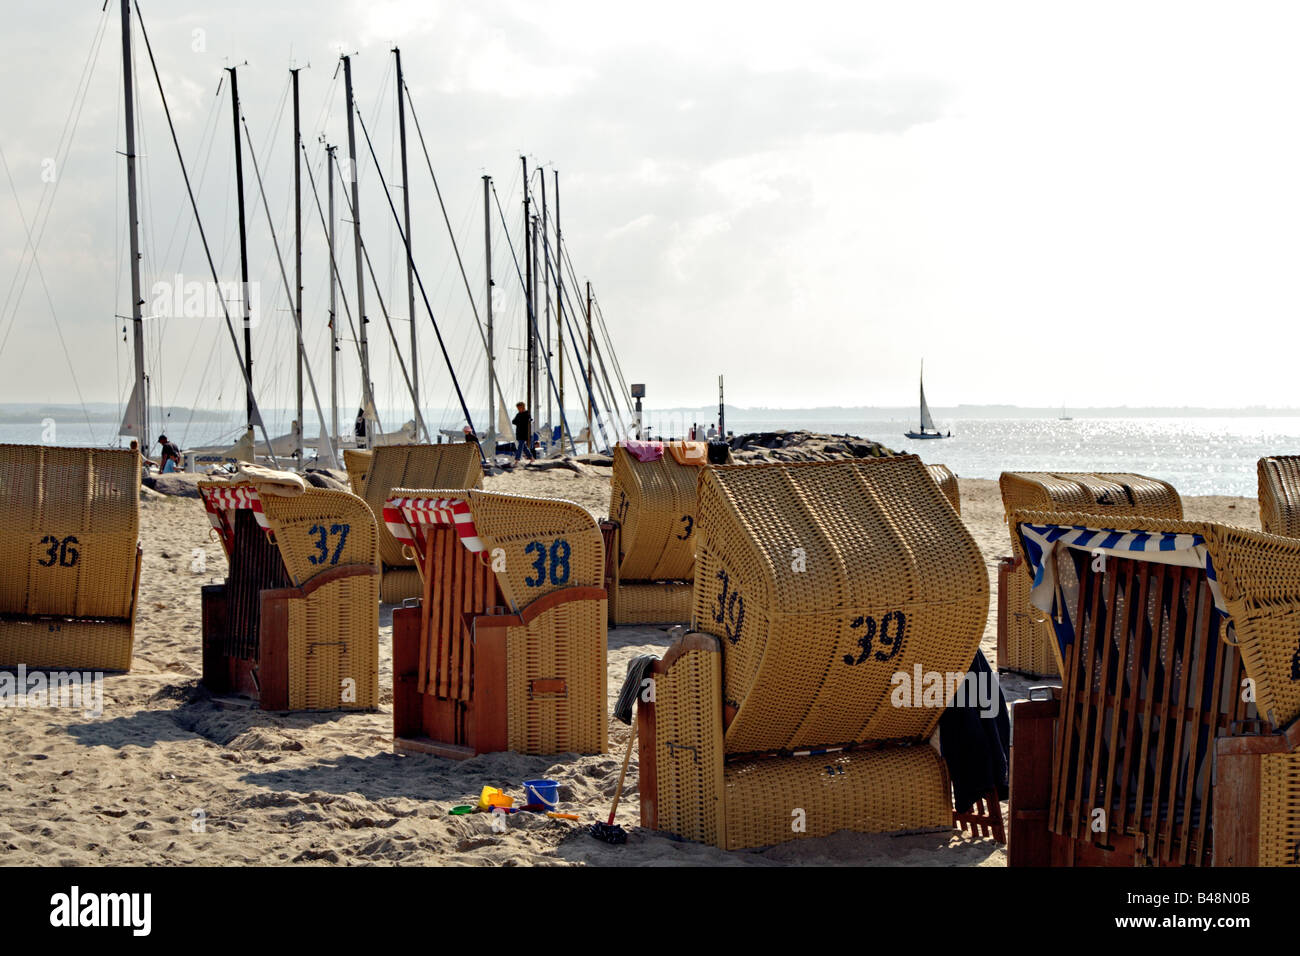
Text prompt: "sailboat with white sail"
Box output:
[[904, 361, 949, 440]]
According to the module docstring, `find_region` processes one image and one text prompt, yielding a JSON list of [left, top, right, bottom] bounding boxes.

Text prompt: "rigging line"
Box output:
[[352, 104, 483, 457], [559, 240, 631, 413], [0, 146, 96, 438], [539, 242, 613, 450], [488, 181, 579, 455], [401, 79, 508, 423], [327, 149, 428, 443], [132, 0, 280, 466], [546, 244, 624, 434], [239, 113, 340, 465], [0, 8, 111, 357]]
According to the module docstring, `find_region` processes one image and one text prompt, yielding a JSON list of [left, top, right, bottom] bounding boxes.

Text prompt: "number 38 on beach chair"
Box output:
[[637, 456, 991, 850], [198, 476, 379, 711], [602, 441, 728, 626], [996, 472, 1183, 678], [0, 444, 142, 672], [347, 443, 484, 604], [1007, 511, 1300, 866], [386, 489, 607, 758]]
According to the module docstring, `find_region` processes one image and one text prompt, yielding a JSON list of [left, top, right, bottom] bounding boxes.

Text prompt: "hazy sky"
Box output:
[[3, 0, 1300, 431]]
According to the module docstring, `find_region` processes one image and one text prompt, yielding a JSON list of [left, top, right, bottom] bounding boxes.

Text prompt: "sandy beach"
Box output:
[[0, 470, 1258, 867]]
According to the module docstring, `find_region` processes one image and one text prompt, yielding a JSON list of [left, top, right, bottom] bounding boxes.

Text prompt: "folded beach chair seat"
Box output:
[[0, 443, 142, 671], [926, 463, 961, 514], [350, 443, 484, 603], [1007, 509, 1300, 866], [342, 448, 372, 497], [1258, 455, 1300, 537], [198, 472, 379, 710], [996, 472, 1182, 678], [602, 440, 730, 626], [637, 456, 991, 850], [385, 489, 607, 758]]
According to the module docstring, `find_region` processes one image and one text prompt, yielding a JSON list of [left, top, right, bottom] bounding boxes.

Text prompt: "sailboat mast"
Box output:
[[119, 0, 147, 450], [291, 67, 304, 464], [585, 280, 593, 452], [554, 169, 564, 441], [521, 156, 532, 422], [531, 213, 540, 424], [227, 66, 255, 431], [394, 47, 418, 426], [342, 55, 374, 447], [327, 144, 339, 451], [483, 174, 494, 447], [541, 172, 551, 440]]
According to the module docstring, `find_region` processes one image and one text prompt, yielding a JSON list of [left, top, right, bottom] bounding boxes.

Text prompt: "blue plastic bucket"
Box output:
[[523, 779, 560, 808]]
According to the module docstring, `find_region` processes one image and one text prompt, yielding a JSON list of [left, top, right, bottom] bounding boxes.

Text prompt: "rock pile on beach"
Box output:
[[726, 430, 897, 464]]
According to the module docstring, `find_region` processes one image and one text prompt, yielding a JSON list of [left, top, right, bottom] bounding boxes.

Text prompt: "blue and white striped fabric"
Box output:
[[1018, 523, 1227, 622]]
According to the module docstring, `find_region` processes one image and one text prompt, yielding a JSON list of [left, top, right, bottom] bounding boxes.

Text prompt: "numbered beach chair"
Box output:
[[926, 463, 960, 515], [0, 444, 141, 671], [386, 488, 607, 758], [996, 472, 1182, 678], [1007, 509, 1300, 866], [198, 477, 379, 710], [350, 443, 484, 603], [1258, 456, 1300, 537], [603, 441, 728, 625], [636, 456, 990, 850]]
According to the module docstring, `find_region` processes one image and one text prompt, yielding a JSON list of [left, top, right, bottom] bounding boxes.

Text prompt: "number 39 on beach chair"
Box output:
[[349, 444, 484, 604], [637, 456, 990, 850], [602, 441, 727, 626], [0, 444, 142, 672], [1007, 511, 1300, 866], [996, 472, 1182, 678], [198, 478, 379, 711], [386, 489, 607, 758]]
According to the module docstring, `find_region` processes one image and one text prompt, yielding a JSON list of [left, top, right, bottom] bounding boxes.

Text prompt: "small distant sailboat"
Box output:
[[904, 362, 949, 440], [1059, 405, 1073, 421]]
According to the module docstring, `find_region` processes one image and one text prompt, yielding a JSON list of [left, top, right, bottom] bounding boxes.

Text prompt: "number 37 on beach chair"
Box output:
[[198, 477, 379, 711], [386, 489, 607, 759]]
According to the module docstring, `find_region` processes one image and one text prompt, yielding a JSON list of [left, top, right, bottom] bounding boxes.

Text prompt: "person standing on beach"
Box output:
[[354, 408, 367, 450], [512, 402, 535, 461], [157, 434, 181, 473]]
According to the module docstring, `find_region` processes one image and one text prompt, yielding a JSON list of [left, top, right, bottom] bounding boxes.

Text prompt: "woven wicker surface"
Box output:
[[721, 745, 952, 850], [0, 443, 140, 620], [1258, 456, 1300, 538], [1258, 752, 1300, 866], [652, 643, 726, 845], [1013, 508, 1300, 730], [0, 619, 134, 672], [286, 574, 379, 710], [926, 463, 960, 515], [394, 487, 602, 612], [692, 457, 988, 754], [379, 568, 421, 604], [256, 488, 378, 587], [505, 596, 607, 754], [612, 581, 693, 625], [342, 449, 372, 497], [1001, 565, 1059, 677], [359, 443, 484, 571], [609, 443, 708, 582]]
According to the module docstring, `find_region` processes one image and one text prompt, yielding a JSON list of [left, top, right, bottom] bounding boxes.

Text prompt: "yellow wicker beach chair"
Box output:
[[0, 443, 141, 671], [386, 488, 607, 758], [349, 443, 483, 603], [198, 478, 379, 710], [1258, 455, 1300, 537], [1007, 509, 1300, 866], [603, 441, 729, 625], [926, 463, 960, 515], [637, 456, 989, 850], [996, 472, 1182, 678]]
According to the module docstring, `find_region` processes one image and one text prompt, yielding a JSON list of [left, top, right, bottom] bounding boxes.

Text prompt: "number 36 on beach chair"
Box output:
[[198, 477, 379, 711]]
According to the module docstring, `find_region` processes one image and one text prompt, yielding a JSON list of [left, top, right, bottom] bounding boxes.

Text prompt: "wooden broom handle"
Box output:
[[607, 721, 638, 825]]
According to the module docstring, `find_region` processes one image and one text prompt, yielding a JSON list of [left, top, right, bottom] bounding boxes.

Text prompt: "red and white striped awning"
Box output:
[[383, 495, 484, 553], [200, 483, 271, 534]]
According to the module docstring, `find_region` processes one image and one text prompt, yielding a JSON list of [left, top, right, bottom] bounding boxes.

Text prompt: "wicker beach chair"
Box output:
[[1258, 456, 1300, 538], [1007, 510, 1300, 866], [636, 456, 990, 850], [385, 488, 607, 758], [198, 478, 379, 710], [0, 444, 142, 671], [926, 463, 960, 515], [996, 472, 1182, 678], [603, 441, 730, 625], [349, 443, 483, 603]]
